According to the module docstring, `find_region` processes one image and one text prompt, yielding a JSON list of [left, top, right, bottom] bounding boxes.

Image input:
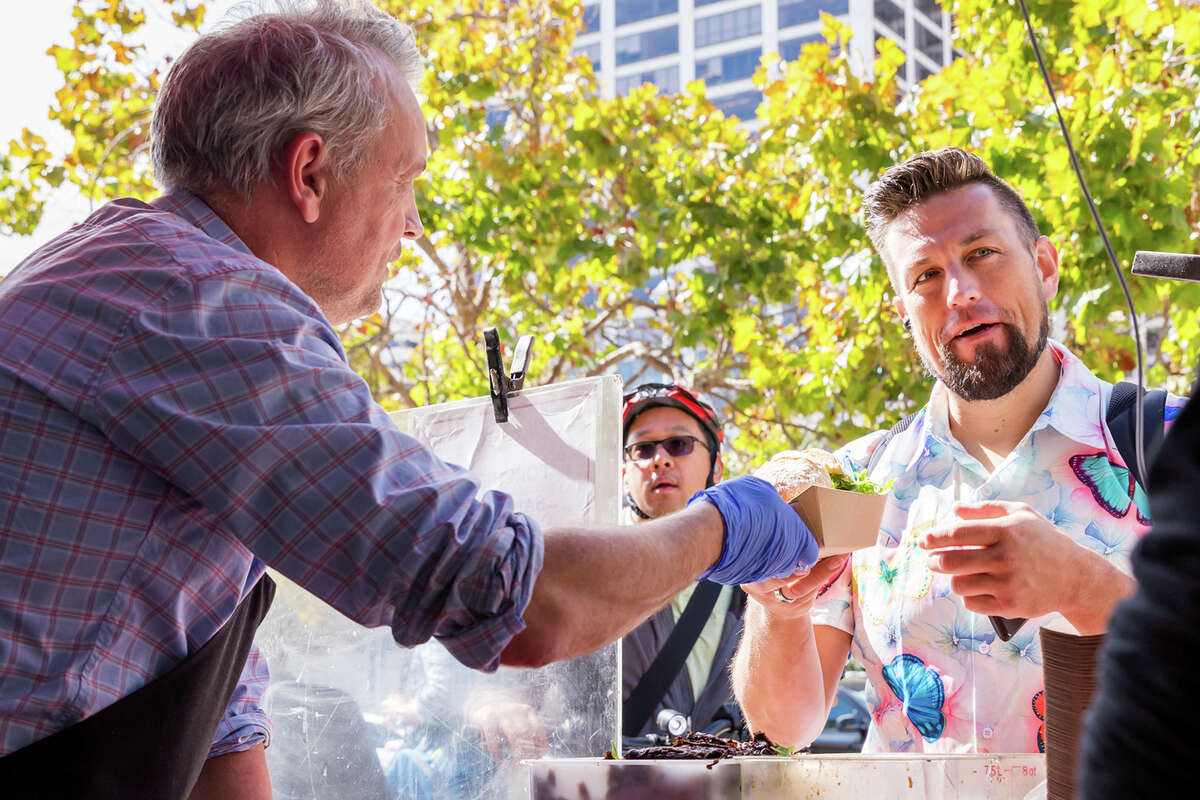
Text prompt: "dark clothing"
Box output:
[[1080, 387, 1196, 798], [0, 575, 275, 800], [621, 589, 746, 737]]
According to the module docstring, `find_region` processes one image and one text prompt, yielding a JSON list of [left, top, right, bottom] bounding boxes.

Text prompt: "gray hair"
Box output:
[[150, 0, 423, 198]]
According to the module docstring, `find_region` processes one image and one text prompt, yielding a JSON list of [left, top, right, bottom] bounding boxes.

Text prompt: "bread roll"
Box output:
[[754, 449, 834, 502], [795, 448, 843, 477]]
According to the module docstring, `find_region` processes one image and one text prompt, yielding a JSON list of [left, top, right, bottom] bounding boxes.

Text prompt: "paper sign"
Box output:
[[395, 375, 621, 528], [257, 375, 622, 800]]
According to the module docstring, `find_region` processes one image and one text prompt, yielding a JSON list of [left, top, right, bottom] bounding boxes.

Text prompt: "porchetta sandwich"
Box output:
[[754, 448, 888, 501], [754, 449, 891, 555]]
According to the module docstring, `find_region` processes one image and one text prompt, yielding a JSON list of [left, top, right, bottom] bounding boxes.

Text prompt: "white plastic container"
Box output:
[[530, 753, 1046, 800]]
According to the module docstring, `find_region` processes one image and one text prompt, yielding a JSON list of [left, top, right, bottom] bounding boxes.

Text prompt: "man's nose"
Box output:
[[945, 263, 981, 307], [403, 205, 424, 240]]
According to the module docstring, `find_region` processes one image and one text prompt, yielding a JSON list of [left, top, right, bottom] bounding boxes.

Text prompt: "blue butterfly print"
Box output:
[[1049, 501, 1084, 532], [1056, 384, 1098, 415], [1069, 453, 1150, 523], [881, 653, 946, 742], [1003, 446, 1055, 493], [998, 625, 1042, 667], [1081, 521, 1133, 560], [927, 609, 996, 660], [915, 439, 953, 487], [889, 474, 922, 506]]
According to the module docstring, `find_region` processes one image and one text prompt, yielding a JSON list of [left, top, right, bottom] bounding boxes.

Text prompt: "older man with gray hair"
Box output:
[[0, 2, 815, 798]]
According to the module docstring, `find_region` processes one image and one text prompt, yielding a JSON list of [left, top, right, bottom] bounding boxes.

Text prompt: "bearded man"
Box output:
[[733, 147, 1185, 753]]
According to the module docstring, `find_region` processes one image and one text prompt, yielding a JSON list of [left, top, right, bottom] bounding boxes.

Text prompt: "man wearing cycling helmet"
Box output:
[[620, 383, 748, 742]]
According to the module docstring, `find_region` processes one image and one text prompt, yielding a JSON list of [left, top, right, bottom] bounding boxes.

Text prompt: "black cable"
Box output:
[[1015, 0, 1148, 485]]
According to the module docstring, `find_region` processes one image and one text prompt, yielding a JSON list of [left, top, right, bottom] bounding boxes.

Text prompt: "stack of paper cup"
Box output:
[[1039, 628, 1105, 800]]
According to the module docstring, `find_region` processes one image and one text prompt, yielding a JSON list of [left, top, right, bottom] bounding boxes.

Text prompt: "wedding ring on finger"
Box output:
[[773, 587, 798, 604]]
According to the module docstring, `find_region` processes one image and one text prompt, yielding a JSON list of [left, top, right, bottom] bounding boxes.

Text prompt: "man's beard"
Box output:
[[926, 311, 1050, 401]]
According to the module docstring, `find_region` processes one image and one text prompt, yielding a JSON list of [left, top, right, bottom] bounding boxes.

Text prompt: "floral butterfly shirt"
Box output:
[[810, 341, 1186, 754]]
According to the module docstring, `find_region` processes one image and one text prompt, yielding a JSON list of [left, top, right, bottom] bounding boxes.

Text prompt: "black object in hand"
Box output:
[[989, 615, 1027, 642]]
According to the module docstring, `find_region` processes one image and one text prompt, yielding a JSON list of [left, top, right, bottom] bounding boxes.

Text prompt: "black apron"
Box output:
[[0, 575, 276, 800]]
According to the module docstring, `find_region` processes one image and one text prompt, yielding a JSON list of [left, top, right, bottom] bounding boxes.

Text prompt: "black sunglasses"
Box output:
[[623, 435, 709, 463]]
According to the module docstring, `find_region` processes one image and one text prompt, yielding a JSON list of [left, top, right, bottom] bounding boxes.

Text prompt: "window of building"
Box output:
[[875, 0, 905, 35], [694, 0, 726, 6], [780, 33, 839, 62], [615, 65, 681, 94], [582, 4, 601, 34], [695, 5, 761, 49], [778, 0, 848, 30], [914, 0, 941, 22], [695, 47, 760, 86], [712, 89, 761, 120], [914, 60, 937, 83], [575, 42, 602, 71], [914, 21, 943, 65], [615, 25, 679, 66], [615, 0, 678, 27]]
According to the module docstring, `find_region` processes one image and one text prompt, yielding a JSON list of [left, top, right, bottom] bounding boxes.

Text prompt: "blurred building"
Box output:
[[575, 0, 953, 119]]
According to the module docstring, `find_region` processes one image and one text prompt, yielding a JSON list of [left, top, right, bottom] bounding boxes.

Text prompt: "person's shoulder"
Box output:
[[108, 196, 322, 318], [1060, 341, 1187, 429], [834, 407, 929, 473], [120, 199, 273, 279], [13, 197, 265, 293], [1157, 387, 1189, 440], [835, 429, 889, 467]]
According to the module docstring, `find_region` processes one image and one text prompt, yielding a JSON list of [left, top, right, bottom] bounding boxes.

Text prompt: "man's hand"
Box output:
[[920, 501, 1134, 634], [504, 477, 813, 667], [689, 475, 819, 584], [734, 554, 853, 748], [466, 700, 549, 761], [742, 554, 850, 619]]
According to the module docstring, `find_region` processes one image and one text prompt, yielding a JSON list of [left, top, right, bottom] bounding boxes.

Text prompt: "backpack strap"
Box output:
[[1106, 381, 1167, 490], [622, 580, 722, 738], [877, 409, 922, 455]]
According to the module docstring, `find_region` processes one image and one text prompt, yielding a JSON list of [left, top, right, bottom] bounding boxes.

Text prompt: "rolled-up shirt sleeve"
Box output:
[[209, 643, 273, 758], [89, 268, 543, 671]]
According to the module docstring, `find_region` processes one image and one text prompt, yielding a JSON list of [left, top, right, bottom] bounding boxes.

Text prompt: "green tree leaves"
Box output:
[[2, 0, 1196, 471]]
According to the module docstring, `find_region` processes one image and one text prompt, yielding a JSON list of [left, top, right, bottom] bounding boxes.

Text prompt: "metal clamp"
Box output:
[[484, 327, 534, 423]]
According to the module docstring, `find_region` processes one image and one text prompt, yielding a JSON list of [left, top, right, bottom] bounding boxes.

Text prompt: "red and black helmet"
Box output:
[[621, 382, 724, 457]]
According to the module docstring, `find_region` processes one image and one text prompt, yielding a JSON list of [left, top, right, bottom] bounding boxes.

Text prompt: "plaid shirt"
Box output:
[[0, 190, 542, 758]]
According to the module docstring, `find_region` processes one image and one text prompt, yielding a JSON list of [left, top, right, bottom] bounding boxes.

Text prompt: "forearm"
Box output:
[[189, 745, 272, 800], [500, 502, 723, 667], [1060, 546, 1136, 636], [732, 605, 830, 747]]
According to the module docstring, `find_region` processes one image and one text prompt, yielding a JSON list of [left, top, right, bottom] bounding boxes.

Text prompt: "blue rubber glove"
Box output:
[[688, 475, 819, 584]]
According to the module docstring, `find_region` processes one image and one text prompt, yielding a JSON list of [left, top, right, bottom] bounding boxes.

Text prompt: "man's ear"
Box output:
[[712, 454, 724, 484], [891, 294, 909, 332], [1034, 235, 1060, 301], [280, 132, 329, 224]]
